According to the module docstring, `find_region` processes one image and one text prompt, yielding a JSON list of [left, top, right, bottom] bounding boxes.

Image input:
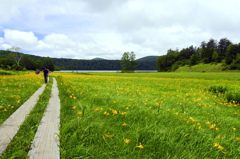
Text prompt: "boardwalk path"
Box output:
[[28, 78, 60, 159], [0, 77, 60, 159], [0, 83, 46, 155]]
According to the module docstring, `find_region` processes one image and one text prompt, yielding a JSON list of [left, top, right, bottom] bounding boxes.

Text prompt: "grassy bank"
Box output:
[[176, 63, 223, 72]]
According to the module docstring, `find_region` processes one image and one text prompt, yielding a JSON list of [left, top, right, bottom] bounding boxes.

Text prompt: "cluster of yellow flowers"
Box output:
[[69, 94, 77, 99]]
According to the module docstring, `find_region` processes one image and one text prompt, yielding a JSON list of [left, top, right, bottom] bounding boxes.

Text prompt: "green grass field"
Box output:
[[54, 72, 240, 158], [1, 72, 240, 158], [0, 74, 42, 125]]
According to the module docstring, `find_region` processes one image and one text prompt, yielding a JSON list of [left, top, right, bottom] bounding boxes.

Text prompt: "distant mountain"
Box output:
[[91, 57, 106, 60], [137, 56, 159, 62]]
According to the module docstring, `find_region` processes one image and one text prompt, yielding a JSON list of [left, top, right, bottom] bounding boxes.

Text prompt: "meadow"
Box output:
[[1, 72, 240, 158], [0, 73, 42, 125], [55, 72, 240, 158]]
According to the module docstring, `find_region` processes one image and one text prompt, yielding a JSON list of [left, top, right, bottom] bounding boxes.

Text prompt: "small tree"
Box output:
[[129, 51, 137, 70], [212, 50, 219, 63], [189, 54, 199, 66], [121, 51, 137, 72], [8, 46, 23, 71], [121, 52, 130, 71]]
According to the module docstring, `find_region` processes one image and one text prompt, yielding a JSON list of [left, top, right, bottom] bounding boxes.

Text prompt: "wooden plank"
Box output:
[[28, 78, 60, 159], [0, 84, 46, 155]]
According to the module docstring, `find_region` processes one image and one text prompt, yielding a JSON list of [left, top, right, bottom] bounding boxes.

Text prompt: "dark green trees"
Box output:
[[8, 46, 23, 71], [121, 51, 137, 72], [156, 37, 239, 72]]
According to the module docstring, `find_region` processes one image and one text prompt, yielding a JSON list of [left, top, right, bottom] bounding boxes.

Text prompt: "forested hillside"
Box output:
[[0, 51, 158, 71], [157, 38, 240, 71]]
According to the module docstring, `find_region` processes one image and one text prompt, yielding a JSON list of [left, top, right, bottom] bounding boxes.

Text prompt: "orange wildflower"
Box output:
[[112, 110, 118, 115], [122, 123, 128, 126]]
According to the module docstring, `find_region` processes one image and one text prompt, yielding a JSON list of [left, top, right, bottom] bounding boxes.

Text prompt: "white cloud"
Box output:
[[4, 29, 39, 49], [43, 33, 76, 49], [0, 0, 240, 59]]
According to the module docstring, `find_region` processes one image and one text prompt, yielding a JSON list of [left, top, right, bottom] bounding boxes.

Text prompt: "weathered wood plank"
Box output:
[[28, 78, 60, 159], [0, 84, 46, 155]]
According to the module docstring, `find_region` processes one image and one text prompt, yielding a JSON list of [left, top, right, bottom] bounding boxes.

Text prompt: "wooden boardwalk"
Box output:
[[28, 78, 60, 159], [0, 83, 46, 155], [0, 77, 61, 159]]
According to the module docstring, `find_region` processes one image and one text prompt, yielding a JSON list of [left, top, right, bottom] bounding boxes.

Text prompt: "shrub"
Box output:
[[0, 70, 16, 75], [225, 90, 240, 104], [208, 85, 228, 94]]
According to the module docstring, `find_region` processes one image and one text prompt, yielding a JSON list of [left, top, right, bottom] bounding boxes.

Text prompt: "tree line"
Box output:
[[156, 38, 240, 71], [0, 49, 157, 71], [0, 48, 55, 71]]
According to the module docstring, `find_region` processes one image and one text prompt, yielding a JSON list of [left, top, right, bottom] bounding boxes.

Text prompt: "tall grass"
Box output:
[[209, 84, 240, 103], [0, 74, 42, 125], [55, 73, 240, 158]]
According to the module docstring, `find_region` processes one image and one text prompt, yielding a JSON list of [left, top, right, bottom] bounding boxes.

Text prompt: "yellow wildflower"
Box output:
[[217, 136, 222, 139], [3, 109, 7, 112], [221, 151, 227, 155], [0, 106, 3, 109], [104, 112, 110, 115], [136, 144, 144, 149], [112, 110, 118, 115], [71, 106, 77, 110], [236, 137, 240, 141], [189, 117, 195, 122], [218, 145, 224, 150], [233, 128, 236, 131], [214, 143, 224, 150], [124, 138, 130, 144], [214, 143, 220, 147], [77, 112, 82, 115], [209, 124, 216, 129], [120, 112, 127, 115], [122, 123, 128, 126]]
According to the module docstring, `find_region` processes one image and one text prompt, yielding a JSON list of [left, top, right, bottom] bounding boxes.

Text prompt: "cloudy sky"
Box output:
[[0, 0, 240, 60]]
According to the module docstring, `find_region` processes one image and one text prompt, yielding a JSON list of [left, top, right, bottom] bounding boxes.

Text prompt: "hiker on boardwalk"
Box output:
[[43, 67, 49, 83]]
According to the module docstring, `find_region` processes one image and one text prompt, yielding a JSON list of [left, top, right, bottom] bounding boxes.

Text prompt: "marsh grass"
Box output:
[[0, 74, 42, 125], [209, 84, 240, 103], [0, 78, 53, 159], [55, 73, 240, 158]]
